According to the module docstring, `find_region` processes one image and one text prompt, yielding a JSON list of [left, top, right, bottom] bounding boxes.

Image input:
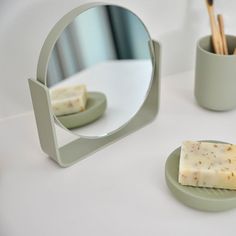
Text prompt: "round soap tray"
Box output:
[[165, 141, 236, 212], [56, 92, 107, 129]]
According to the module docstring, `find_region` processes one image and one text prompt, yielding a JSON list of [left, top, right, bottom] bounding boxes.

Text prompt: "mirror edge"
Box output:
[[37, 2, 105, 84]]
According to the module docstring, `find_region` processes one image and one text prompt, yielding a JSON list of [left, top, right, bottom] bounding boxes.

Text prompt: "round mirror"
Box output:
[[46, 4, 153, 138]]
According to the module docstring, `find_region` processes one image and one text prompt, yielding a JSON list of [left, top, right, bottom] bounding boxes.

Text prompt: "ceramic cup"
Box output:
[[194, 35, 236, 111]]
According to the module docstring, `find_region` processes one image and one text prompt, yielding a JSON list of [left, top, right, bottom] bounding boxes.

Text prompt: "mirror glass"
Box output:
[[47, 5, 152, 137]]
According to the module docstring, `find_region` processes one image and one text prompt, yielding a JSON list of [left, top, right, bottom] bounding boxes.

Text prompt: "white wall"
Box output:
[[1, 0, 236, 119]]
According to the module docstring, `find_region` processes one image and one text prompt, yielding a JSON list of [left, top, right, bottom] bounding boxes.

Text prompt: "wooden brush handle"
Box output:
[[206, 1, 224, 54], [217, 14, 228, 55]]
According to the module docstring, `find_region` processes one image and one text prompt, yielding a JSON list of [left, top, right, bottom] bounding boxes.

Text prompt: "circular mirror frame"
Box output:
[[29, 2, 161, 167], [38, 2, 153, 138]]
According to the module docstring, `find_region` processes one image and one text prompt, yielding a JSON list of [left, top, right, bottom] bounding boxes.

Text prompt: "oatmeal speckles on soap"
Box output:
[[178, 141, 236, 190]]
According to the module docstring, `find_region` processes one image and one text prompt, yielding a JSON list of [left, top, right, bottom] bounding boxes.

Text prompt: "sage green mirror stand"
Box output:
[[28, 3, 161, 167]]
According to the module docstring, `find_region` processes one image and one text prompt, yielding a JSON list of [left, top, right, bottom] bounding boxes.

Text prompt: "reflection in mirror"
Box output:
[[47, 5, 152, 137]]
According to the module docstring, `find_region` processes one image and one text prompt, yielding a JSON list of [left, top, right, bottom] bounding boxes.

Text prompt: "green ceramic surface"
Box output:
[[165, 141, 236, 212], [56, 92, 107, 129], [194, 35, 236, 111]]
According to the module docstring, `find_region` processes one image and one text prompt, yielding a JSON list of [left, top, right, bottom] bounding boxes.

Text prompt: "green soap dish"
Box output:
[[56, 92, 107, 129], [165, 141, 236, 212]]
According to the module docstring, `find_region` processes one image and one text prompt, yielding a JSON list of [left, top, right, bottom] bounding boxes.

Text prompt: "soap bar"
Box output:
[[50, 84, 87, 116], [178, 141, 236, 190]]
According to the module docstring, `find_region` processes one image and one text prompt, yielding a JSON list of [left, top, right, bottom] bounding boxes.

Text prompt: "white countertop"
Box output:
[[1, 70, 236, 236]]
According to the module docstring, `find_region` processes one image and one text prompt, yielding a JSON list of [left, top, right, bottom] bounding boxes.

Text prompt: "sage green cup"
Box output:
[[194, 35, 236, 111]]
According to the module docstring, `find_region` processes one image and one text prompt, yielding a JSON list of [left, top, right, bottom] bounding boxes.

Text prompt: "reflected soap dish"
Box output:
[[165, 140, 236, 212], [56, 92, 107, 129]]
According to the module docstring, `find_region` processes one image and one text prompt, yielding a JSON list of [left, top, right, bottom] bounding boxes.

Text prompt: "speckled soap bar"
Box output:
[[50, 84, 87, 116], [178, 141, 236, 190]]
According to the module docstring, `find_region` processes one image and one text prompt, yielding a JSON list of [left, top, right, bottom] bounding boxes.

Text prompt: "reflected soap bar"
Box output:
[[50, 84, 87, 116], [178, 141, 236, 190]]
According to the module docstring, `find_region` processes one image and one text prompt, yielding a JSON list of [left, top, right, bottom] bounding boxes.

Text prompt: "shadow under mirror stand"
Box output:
[[28, 2, 161, 167]]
